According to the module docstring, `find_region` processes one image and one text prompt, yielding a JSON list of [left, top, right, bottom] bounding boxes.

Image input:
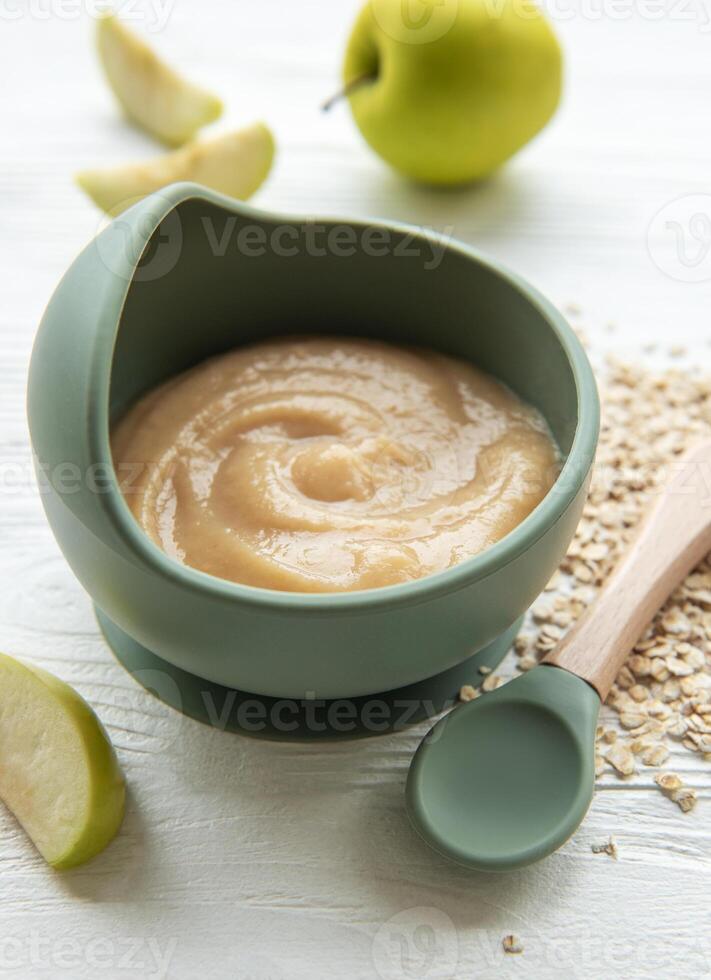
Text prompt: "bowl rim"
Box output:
[[96, 184, 600, 615]]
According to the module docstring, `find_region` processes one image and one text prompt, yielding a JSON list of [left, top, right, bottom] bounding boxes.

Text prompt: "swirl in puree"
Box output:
[[112, 337, 559, 592]]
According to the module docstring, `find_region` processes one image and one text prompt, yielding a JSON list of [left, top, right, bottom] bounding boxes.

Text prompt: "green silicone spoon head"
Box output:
[[406, 665, 601, 871]]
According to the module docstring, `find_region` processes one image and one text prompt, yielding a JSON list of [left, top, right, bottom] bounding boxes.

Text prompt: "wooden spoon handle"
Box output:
[[543, 439, 711, 700]]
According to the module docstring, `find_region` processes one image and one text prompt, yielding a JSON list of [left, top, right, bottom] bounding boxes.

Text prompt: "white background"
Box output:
[[1, 0, 710, 977]]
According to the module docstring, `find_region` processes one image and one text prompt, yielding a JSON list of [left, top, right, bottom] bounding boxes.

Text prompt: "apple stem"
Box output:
[[321, 73, 376, 112]]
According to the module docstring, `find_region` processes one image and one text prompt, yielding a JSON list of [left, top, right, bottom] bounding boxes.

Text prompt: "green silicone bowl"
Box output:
[[27, 183, 599, 700]]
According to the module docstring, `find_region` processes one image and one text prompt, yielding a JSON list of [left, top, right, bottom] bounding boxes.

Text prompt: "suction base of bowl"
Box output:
[[96, 607, 523, 741]]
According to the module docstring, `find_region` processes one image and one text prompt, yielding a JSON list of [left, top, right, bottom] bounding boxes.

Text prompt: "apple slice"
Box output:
[[0, 653, 125, 869], [97, 13, 223, 146], [76, 122, 275, 214]]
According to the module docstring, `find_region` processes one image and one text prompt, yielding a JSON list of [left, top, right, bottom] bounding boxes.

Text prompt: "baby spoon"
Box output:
[[406, 439, 711, 871]]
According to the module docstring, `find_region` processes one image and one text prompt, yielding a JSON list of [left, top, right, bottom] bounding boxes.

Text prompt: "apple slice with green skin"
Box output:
[[97, 13, 223, 146], [76, 122, 275, 215], [0, 653, 125, 869]]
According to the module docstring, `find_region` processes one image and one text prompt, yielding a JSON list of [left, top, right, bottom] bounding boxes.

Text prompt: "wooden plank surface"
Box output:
[[0, 1, 709, 978]]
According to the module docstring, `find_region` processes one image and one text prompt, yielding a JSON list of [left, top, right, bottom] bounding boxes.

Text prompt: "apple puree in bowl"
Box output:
[[112, 337, 559, 592]]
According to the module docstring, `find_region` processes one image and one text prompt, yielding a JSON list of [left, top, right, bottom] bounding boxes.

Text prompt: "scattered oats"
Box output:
[[661, 609, 691, 635], [572, 560, 594, 583], [641, 744, 670, 767], [680, 676, 700, 697], [535, 634, 558, 653], [478, 665, 492, 675], [650, 659, 670, 682], [481, 673, 503, 693], [619, 711, 648, 730], [672, 787, 698, 813], [686, 572, 711, 593], [532, 603, 554, 624], [606, 743, 636, 776], [502, 935, 523, 955], [646, 700, 671, 719], [677, 643, 705, 670], [514, 635, 531, 655], [616, 665, 635, 689], [666, 657, 694, 677], [591, 836, 618, 859], [640, 718, 666, 736], [607, 687, 626, 709], [655, 771, 683, 792], [629, 655, 653, 677], [583, 542, 609, 561], [636, 637, 658, 652], [684, 731, 711, 753], [662, 680, 681, 702], [551, 609, 573, 628], [521, 352, 711, 810], [459, 684, 478, 702], [667, 717, 688, 738], [689, 714, 711, 734]]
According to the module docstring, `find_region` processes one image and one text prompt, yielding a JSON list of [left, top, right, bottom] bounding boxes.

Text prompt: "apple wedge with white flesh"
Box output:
[[97, 13, 223, 146], [76, 122, 275, 215], [0, 653, 125, 869]]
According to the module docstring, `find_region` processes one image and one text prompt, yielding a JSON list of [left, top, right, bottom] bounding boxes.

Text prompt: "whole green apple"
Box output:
[[342, 0, 562, 184]]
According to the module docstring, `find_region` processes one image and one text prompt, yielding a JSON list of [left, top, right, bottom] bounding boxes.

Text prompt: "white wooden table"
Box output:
[[1, 1, 710, 977]]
